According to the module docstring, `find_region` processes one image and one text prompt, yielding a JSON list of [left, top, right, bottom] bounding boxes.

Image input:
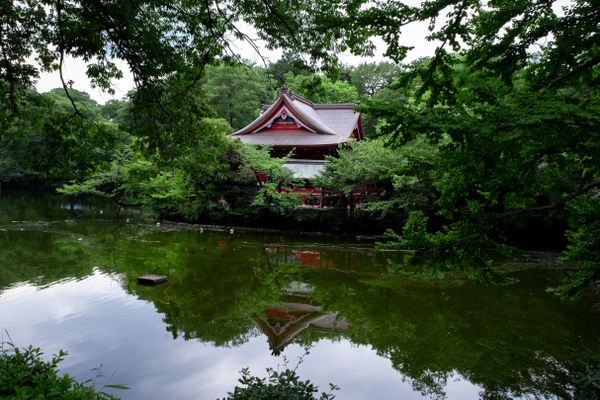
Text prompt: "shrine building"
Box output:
[[230, 88, 364, 179]]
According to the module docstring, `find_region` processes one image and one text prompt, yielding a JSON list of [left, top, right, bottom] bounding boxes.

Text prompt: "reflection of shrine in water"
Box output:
[[252, 284, 348, 355], [265, 244, 338, 270]]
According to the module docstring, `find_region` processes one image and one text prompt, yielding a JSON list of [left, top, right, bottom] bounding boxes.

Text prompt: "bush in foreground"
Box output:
[[0, 343, 122, 399], [221, 368, 338, 400]]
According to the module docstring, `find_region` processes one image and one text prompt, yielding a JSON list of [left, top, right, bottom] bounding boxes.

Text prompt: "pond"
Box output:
[[1, 191, 599, 399]]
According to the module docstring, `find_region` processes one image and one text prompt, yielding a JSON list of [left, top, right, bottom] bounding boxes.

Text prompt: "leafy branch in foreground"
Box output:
[[0, 341, 126, 399]]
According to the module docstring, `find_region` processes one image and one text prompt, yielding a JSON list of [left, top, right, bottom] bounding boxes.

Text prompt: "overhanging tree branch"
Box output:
[[55, 0, 82, 118], [500, 179, 600, 219]]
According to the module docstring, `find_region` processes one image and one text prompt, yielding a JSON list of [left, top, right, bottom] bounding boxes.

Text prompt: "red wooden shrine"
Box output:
[[230, 88, 369, 206]]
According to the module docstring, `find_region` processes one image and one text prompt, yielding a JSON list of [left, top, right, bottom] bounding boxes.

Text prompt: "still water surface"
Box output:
[[1, 192, 599, 399]]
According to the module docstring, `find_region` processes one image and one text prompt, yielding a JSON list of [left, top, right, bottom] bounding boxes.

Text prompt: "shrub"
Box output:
[[0, 343, 122, 399], [221, 368, 338, 400]]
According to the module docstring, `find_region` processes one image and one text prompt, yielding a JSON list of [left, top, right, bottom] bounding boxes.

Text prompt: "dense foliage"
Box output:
[[364, 55, 599, 292], [0, 87, 120, 183], [201, 64, 275, 129]]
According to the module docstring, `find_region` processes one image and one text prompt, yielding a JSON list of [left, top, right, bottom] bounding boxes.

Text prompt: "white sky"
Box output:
[[36, 57, 136, 104], [35, 19, 438, 104]]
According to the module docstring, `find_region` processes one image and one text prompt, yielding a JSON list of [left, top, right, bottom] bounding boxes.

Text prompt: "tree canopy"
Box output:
[[2, 0, 597, 97], [202, 64, 275, 129]]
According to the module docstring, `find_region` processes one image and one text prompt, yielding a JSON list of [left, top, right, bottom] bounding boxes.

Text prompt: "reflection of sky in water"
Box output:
[[0, 272, 481, 399]]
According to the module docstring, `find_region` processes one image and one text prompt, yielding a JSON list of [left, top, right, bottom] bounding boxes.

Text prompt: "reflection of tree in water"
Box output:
[[0, 222, 123, 290], [2, 205, 599, 399], [119, 238, 600, 400], [298, 269, 600, 399], [119, 237, 600, 399], [117, 232, 273, 347]]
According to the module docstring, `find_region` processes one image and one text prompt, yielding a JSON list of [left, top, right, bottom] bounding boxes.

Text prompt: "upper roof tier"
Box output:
[[230, 88, 364, 147]]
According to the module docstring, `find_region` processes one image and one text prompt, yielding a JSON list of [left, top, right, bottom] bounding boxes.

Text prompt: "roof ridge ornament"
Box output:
[[277, 86, 314, 106], [278, 86, 291, 98]]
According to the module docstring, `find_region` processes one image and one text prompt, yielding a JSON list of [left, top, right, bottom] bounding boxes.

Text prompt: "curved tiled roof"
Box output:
[[231, 89, 362, 147], [289, 99, 338, 135]]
